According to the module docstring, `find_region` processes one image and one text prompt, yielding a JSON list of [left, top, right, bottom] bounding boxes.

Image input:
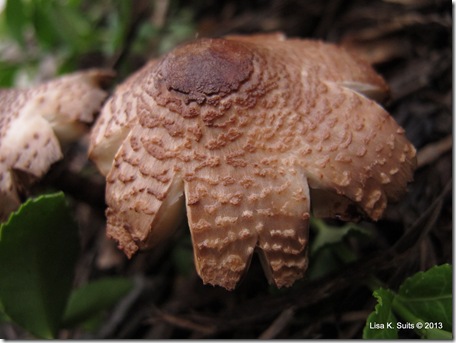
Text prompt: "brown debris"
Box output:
[[416, 135, 452, 169], [0, 0, 448, 340]]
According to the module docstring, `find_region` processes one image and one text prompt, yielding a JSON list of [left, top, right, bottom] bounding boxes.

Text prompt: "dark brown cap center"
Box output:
[[155, 38, 253, 103]]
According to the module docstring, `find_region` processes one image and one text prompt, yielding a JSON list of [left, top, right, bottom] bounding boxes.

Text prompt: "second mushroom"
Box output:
[[89, 34, 416, 290], [0, 69, 112, 220]]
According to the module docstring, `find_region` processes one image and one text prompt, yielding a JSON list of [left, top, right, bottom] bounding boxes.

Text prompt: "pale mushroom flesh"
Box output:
[[0, 69, 113, 220], [89, 34, 416, 290]]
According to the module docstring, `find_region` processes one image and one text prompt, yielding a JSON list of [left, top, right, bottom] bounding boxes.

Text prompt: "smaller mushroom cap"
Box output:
[[0, 69, 113, 219]]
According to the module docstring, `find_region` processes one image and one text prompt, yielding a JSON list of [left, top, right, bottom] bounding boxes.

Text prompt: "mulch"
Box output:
[[5, 0, 453, 339]]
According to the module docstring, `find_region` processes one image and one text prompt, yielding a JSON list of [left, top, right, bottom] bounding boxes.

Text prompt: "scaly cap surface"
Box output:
[[0, 69, 113, 219], [89, 35, 416, 290]]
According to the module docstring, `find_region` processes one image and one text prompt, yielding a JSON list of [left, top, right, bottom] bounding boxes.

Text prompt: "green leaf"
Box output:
[[45, 3, 93, 53], [310, 218, 371, 255], [103, 1, 132, 56], [0, 299, 12, 323], [364, 265, 453, 339], [424, 328, 453, 340], [0, 193, 80, 338], [31, 1, 60, 50], [397, 264, 451, 329], [306, 219, 372, 280], [395, 264, 452, 338], [0, 61, 19, 87], [306, 245, 345, 280], [62, 277, 134, 328], [363, 288, 398, 339], [5, 0, 28, 47]]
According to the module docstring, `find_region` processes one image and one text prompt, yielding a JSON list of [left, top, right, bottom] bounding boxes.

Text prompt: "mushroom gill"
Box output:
[[89, 34, 416, 290], [0, 69, 113, 220]]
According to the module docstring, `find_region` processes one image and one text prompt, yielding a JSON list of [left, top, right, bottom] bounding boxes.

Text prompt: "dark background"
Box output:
[[1, 0, 452, 339]]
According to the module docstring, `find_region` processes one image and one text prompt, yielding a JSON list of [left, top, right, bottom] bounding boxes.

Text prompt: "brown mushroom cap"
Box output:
[[89, 34, 416, 290], [0, 69, 113, 219]]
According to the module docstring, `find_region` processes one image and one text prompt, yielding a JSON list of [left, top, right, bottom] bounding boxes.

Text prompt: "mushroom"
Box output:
[[89, 34, 416, 290], [0, 69, 113, 219]]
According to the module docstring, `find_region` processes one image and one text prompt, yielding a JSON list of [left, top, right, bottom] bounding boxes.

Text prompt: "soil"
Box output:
[[3, 0, 452, 339]]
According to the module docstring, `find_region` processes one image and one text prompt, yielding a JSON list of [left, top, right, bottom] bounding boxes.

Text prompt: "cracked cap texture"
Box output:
[[89, 34, 416, 290]]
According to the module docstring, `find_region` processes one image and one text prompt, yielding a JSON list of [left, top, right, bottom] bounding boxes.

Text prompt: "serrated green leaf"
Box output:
[[396, 264, 452, 337], [0, 193, 79, 338], [62, 277, 134, 328], [364, 265, 453, 339], [363, 288, 398, 339]]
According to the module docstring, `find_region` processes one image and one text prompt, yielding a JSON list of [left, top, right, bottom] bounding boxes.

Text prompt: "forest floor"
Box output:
[[2, 0, 452, 339]]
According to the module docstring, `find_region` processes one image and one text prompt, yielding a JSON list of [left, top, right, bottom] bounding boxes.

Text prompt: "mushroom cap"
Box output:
[[0, 69, 113, 219], [89, 34, 416, 290]]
